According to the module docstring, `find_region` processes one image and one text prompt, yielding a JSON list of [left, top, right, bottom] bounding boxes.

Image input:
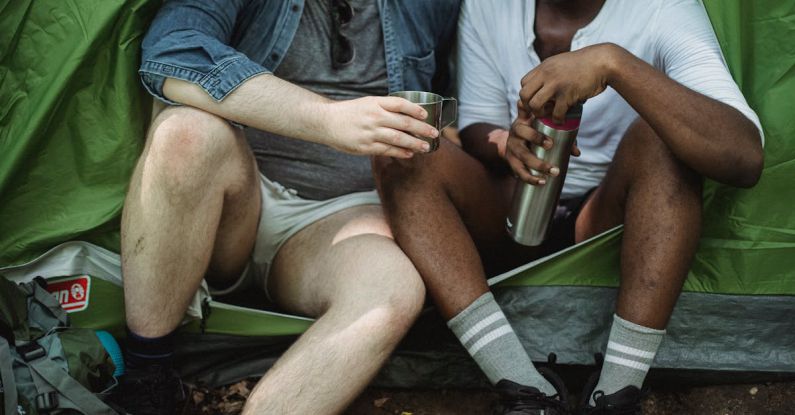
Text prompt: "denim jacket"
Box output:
[[139, 0, 460, 104]]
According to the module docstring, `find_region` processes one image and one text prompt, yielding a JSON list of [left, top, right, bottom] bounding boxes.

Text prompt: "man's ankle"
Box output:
[[125, 326, 176, 370], [447, 292, 557, 396]]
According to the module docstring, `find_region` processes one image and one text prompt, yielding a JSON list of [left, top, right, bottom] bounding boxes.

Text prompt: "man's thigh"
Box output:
[[376, 139, 546, 275], [573, 179, 625, 244], [139, 104, 262, 285], [574, 118, 682, 243], [266, 204, 417, 317]]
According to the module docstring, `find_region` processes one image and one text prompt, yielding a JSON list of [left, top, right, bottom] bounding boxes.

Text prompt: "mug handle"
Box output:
[[441, 97, 457, 129]]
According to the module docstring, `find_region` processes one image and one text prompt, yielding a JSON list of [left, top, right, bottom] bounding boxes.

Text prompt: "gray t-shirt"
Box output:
[[246, 0, 388, 200]]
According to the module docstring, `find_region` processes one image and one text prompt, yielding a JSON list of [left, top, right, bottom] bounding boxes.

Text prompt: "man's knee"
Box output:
[[379, 271, 426, 337], [144, 107, 246, 190], [621, 118, 702, 194], [372, 140, 457, 197], [621, 118, 671, 165], [372, 155, 424, 194], [385, 261, 426, 319], [352, 247, 426, 334]]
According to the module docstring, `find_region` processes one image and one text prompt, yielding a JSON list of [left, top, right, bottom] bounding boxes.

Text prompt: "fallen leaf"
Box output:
[[374, 397, 390, 408], [229, 381, 251, 398]]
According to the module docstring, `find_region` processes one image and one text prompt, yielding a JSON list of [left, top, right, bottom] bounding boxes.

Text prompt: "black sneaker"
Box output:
[[114, 364, 183, 415], [579, 386, 643, 415], [494, 359, 570, 415], [578, 354, 643, 414]]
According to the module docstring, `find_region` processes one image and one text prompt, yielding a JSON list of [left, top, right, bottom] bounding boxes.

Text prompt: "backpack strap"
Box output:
[[18, 341, 60, 412], [0, 338, 19, 415], [21, 340, 117, 415], [21, 277, 69, 327]]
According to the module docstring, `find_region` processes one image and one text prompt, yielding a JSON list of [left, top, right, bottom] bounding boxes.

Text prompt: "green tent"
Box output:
[[2, 0, 794, 387]]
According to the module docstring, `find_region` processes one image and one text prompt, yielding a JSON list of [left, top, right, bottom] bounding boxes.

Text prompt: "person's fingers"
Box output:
[[507, 155, 536, 184], [520, 67, 541, 87], [507, 155, 547, 185], [507, 138, 556, 176], [381, 112, 438, 141], [552, 98, 570, 124], [571, 142, 581, 157], [527, 85, 556, 118], [519, 75, 544, 110], [377, 128, 431, 153], [512, 114, 552, 149], [512, 122, 546, 147], [516, 99, 531, 120], [378, 97, 428, 120], [367, 142, 415, 159]]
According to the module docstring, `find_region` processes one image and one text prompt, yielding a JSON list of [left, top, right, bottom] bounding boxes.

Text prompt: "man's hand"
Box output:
[[519, 43, 616, 123], [323, 96, 438, 159], [504, 104, 580, 186], [517, 40, 762, 187]]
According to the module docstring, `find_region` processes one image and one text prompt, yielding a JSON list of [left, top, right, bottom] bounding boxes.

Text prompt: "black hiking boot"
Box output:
[[114, 363, 183, 415], [494, 354, 570, 414]]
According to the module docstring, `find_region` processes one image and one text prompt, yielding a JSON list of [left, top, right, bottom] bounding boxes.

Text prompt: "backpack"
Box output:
[[0, 275, 121, 415]]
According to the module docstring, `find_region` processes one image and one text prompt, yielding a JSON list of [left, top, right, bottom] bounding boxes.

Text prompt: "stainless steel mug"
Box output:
[[389, 91, 457, 152], [506, 103, 583, 246]]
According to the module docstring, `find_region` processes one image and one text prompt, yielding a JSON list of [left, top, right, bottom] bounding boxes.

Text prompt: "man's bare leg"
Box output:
[[577, 118, 703, 328], [373, 141, 557, 394], [242, 206, 425, 415], [122, 106, 422, 414], [118, 106, 261, 413], [373, 140, 523, 319], [575, 118, 702, 401], [122, 106, 261, 337]]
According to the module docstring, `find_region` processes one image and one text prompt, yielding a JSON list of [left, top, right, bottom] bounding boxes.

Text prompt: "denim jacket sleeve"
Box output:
[[139, 0, 270, 104]]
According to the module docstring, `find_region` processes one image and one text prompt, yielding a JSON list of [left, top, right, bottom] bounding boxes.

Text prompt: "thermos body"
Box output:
[[506, 117, 580, 246]]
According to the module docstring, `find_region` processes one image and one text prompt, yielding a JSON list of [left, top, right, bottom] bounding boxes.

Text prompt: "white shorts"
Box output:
[[210, 173, 381, 300]]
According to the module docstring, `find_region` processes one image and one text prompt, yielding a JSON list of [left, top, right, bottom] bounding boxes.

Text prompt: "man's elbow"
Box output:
[[729, 135, 764, 189], [737, 150, 764, 188]]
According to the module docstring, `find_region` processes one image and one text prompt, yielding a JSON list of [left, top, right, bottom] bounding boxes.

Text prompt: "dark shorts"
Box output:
[[538, 187, 597, 257]]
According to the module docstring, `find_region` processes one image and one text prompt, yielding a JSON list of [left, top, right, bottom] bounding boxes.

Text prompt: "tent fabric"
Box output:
[[0, 0, 157, 265], [0, 241, 209, 331], [2, 241, 794, 384], [1, 0, 794, 386]]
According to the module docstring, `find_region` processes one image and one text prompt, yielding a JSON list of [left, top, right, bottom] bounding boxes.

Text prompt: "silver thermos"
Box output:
[[506, 103, 583, 246]]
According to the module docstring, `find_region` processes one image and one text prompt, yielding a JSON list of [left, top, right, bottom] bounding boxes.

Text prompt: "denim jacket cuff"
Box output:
[[139, 57, 269, 103]]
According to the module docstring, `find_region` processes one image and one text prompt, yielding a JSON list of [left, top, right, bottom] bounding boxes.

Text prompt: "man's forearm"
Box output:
[[163, 74, 333, 144], [604, 44, 763, 187], [162, 74, 436, 158]]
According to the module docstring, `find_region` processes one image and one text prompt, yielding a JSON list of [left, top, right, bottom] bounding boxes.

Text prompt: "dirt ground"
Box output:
[[185, 378, 795, 414]]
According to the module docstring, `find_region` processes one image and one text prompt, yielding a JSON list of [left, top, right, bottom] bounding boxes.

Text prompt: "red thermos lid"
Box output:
[[536, 101, 584, 131]]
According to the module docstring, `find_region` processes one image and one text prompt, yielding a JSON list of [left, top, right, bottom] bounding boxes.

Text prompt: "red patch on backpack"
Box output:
[[46, 276, 91, 313]]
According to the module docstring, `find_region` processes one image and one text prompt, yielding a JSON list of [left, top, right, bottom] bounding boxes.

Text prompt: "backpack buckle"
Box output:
[[18, 341, 46, 361], [35, 391, 59, 412]]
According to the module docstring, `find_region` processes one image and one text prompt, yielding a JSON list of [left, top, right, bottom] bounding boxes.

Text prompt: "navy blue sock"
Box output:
[[125, 327, 175, 369]]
